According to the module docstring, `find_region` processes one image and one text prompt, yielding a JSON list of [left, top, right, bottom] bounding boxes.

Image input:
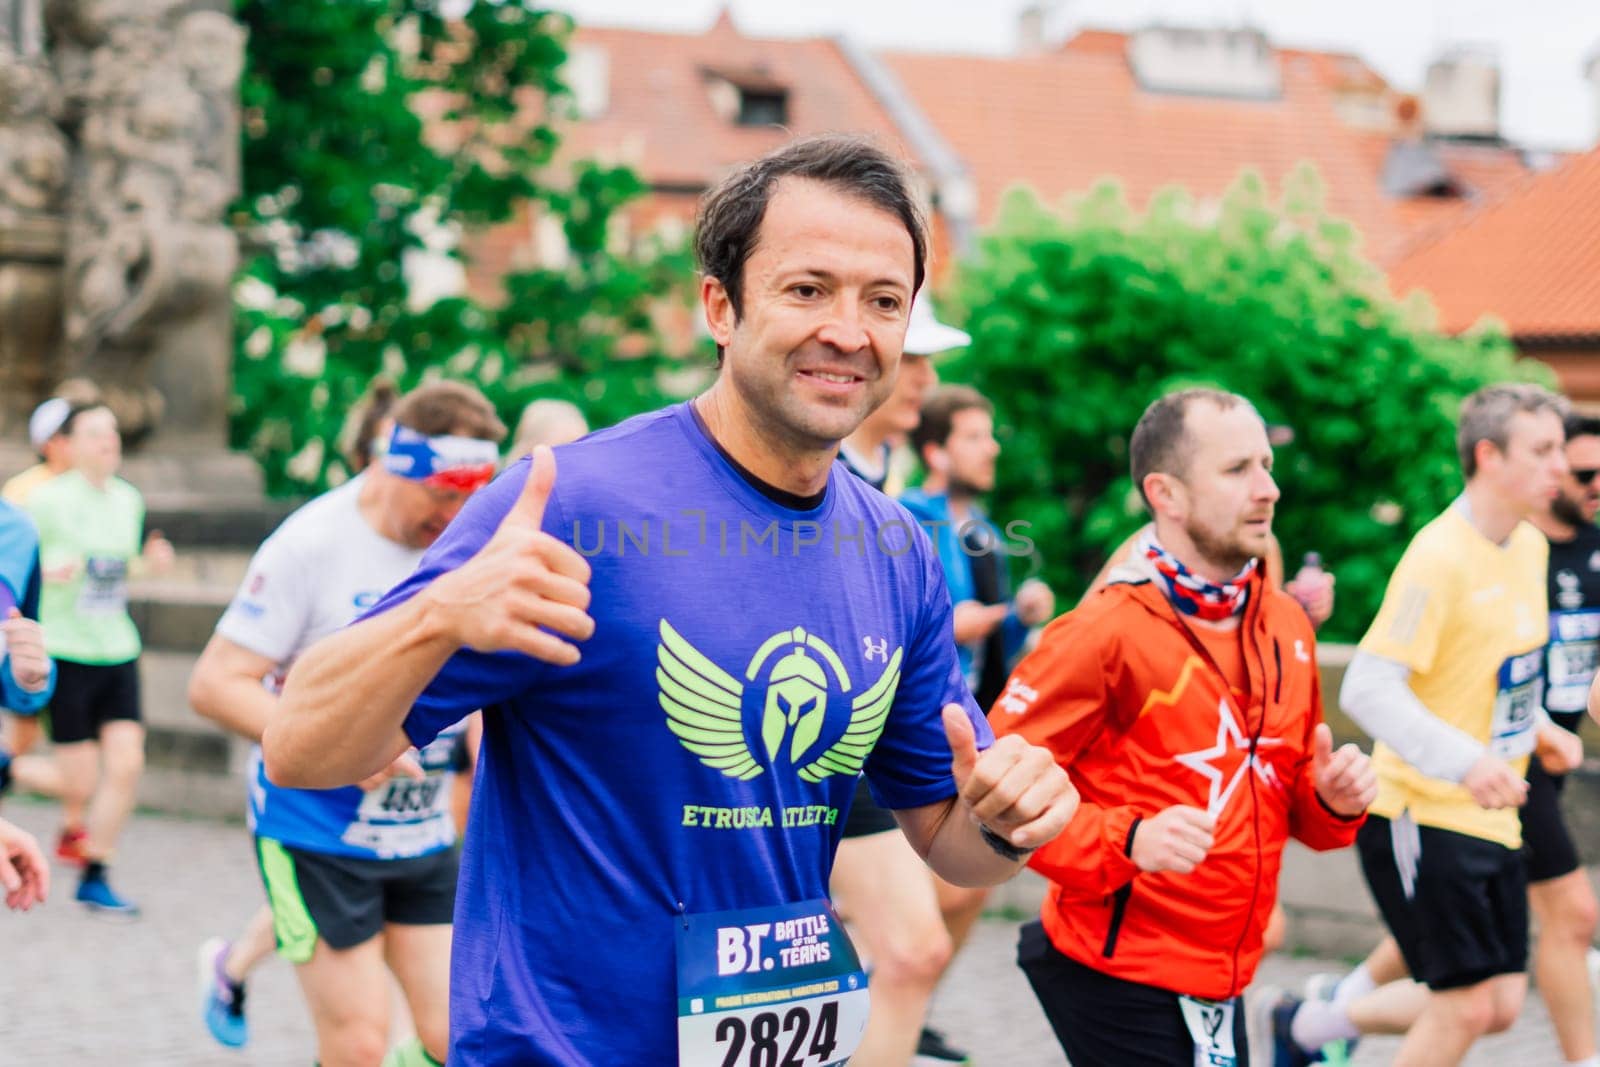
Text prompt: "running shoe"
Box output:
[[56, 825, 90, 866], [197, 937, 249, 1048], [1301, 971, 1358, 1064], [911, 1025, 972, 1065], [1268, 991, 1323, 1067], [76, 871, 140, 919]]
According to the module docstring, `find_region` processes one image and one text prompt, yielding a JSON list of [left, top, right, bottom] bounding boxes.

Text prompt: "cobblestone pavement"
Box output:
[[0, 799, 1567, 1065]]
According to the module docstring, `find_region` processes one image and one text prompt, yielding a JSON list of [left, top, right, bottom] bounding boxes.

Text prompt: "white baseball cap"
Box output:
[[27, 397, 72, 452], [903, 288, 971, 357]]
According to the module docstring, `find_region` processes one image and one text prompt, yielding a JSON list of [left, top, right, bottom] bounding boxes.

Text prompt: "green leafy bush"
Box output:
[[941, 167, 1550, 641]]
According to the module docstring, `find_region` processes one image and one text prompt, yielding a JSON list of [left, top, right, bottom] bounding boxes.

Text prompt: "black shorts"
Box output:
[[841, 778, 898, 838], [1523, 757, 1581, 883], [449, 731, 472, 773], [48, 659, 141, 744], [1358, 815, 1528, 990], [1016, 920, 1249, 1067], [254, 837, 458, 962]]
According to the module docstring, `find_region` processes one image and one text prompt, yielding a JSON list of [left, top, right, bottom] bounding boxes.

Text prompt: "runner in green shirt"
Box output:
[[26, 403, 172, 917]]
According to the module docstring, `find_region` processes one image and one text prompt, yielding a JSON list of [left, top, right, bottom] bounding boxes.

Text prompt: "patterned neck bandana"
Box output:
[[1138, 530, 1257, 621]]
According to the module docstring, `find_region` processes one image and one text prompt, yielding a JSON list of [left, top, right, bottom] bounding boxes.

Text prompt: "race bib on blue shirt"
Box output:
[[676, 899, 868, 1067], [1547, 609, 1600, 714], [1490, 648, 1544, 759]]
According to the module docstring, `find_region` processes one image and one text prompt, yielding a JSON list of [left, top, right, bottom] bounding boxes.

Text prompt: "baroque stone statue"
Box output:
[[44, 0, 245, 443], [0, 40, 69, 221]]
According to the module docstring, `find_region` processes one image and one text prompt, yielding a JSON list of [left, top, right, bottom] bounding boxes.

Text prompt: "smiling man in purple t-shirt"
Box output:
[[263, 135, 1079, 1065]]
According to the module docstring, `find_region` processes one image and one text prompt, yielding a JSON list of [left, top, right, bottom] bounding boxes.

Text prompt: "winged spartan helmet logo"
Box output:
[[657, 620, 903, 782]]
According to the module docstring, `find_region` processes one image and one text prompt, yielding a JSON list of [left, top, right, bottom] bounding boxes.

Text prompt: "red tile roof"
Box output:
[[458, 20, 1541, 314], [1349, 132, 1540, 237], [459, 16, 932, 298], [884, 30, 1530, 264], [1387, 147, 1600, 339], [557, 20, 919, 191]]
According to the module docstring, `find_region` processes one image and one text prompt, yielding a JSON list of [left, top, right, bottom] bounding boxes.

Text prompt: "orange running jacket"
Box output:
[[991, 569, 1364, 1001]]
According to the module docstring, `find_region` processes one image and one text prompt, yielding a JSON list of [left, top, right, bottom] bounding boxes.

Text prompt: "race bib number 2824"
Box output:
[[675, 899, 868, 1067]]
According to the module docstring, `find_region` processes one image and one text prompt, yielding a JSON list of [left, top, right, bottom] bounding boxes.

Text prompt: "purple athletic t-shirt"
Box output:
[[375, 402, 988, 1065]]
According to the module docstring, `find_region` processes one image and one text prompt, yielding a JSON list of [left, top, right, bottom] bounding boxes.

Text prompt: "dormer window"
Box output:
[[1383, 139, 1466, 199], [702, 65, 790, 127], [737, 87, 788, 127]]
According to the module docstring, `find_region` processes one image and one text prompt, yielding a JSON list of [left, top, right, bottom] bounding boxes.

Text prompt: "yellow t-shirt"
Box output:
[[1362, 506, 1548, 849], [1, 464, 55, 505]]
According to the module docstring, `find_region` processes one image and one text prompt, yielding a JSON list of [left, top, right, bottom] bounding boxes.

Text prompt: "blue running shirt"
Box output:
[[380, 403, 989, 1065], [216, 478, 465, 859], [0, 499, 52, 713]]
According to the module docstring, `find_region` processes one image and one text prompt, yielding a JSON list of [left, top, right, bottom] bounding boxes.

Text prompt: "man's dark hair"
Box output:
[[391, 380, 506, 444], [342, 378, 401, 472], [694, 134, 929, 354], [1457, 383, 1565, 478], [1565, 411, 1600, 443], [1129, 388, 1257, 511], [59, 401, 113, 438], [912, 385, 992, 458]]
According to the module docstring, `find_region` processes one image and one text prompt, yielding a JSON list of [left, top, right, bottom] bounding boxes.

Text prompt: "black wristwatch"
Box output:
[[979, 823, 1035, 862]]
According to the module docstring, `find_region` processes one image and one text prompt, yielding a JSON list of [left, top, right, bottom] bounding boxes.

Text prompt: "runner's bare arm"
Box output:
[[263, 448, 594, 789], [188, 635, 281, 742], [893, 705, 1079, 888]]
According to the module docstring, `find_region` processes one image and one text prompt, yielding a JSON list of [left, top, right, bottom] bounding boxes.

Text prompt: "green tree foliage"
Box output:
[[231, 1, 695, 493], [940, 167, 1550, 641]]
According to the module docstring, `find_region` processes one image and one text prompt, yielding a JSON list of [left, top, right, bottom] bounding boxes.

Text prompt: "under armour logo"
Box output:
[[998, 678, 1038, 716], [862, 636, 889, 663]]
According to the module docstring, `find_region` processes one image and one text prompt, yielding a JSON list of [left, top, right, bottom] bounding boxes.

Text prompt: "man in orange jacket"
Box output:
[[992, 387, 1377, 1066]]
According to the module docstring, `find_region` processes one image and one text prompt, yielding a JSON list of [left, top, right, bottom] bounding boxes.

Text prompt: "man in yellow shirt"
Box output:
[[1271, 383, 1582, 1067]]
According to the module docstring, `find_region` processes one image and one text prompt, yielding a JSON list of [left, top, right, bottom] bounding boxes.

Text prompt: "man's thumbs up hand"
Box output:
[[1311, 723, 1376, 818], [423, 446, 594, 664], [943, 704, 1078, 856]]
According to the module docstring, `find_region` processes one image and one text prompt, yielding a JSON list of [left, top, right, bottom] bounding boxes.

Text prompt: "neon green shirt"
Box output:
[[26, 471, 145, 664]]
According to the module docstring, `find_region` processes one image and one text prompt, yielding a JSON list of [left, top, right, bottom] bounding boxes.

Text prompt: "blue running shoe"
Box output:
[[76, 870, 140, 920], [1269, 992, 1323, 1067], [197, 937, 249, 1048]]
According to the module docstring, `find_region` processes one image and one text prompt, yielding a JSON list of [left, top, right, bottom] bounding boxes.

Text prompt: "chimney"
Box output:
[[1127, 25, 1281, 100], [1421, 46, 1500, 141], [1586, 47, 1600, 146], [1017, 4, 1047, 57]]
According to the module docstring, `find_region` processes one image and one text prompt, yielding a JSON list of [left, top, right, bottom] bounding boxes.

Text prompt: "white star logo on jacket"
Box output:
[[1174, 699, 1285, 818]]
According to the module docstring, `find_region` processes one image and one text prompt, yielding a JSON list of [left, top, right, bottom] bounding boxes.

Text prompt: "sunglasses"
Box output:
[[1573, 469, 1600, 486]]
